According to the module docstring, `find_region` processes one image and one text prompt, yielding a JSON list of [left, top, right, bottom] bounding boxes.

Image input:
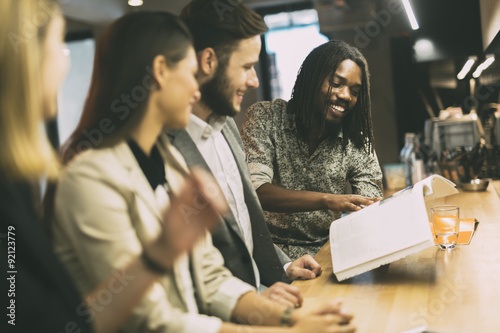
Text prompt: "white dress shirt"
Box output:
[[186, 114, 262, 288]]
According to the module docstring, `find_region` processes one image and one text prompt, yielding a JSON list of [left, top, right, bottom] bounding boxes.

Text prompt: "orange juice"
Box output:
[[431, 206, 459, 250], [434, 215, 459, 232]]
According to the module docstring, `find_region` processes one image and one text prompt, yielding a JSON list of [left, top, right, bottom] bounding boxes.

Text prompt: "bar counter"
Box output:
[[293, 180, 500, 333]]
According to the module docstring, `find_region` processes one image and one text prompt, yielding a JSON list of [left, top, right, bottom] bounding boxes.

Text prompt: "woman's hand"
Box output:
[[291, 299, 355, 333]]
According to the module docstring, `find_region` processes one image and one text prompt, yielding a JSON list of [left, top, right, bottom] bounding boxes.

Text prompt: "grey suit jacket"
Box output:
[[166, 118, 291, 288]]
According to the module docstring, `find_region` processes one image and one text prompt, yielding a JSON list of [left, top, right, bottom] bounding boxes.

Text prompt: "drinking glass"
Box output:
[[431, 205, 460, 250]]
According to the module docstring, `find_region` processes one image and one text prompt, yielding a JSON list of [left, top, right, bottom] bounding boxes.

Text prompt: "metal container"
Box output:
[[461, 178, 490, 191], [431, 116, 480, 157]]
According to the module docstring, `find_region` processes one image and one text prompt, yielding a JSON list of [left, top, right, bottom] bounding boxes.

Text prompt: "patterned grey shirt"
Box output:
[[241, 99, 383, 259]]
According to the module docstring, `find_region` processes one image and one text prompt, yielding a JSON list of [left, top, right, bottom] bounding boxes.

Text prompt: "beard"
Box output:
[[315, 99, 346, 139], [324, 118, 343, 138], [199, 64, 237, 117]]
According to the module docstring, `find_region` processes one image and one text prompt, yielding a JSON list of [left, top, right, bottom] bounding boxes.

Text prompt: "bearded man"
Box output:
[[166, 0, 322, 308]]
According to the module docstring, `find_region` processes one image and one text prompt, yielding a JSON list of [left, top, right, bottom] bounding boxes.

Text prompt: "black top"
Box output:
[[128, 140, 168, 191], [0, 179, 93, 333]]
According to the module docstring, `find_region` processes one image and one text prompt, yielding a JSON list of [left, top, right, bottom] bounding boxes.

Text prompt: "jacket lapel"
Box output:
[[166, 129, 245, 241], [221, 125, 253, 191], [165, 129, 211, 172]]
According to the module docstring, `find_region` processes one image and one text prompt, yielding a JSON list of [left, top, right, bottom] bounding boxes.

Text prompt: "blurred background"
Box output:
[[55, 0, 500, 185]]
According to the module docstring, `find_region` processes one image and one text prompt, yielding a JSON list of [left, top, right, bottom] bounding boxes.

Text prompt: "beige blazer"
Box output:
[[52, 137, 254, 333]]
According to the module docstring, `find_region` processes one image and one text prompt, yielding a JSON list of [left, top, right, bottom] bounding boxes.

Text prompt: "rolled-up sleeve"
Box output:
[[195, 233, 255, 321], [210, 277, 255, 321], [241, 102, 276, 190], [247, 163, 274, 191], [139, 282, 225, 333]]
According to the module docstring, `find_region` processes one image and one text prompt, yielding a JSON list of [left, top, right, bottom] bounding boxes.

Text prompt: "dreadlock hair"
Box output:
[[180, 0, 268, 66], [288, 40, 375, 154]]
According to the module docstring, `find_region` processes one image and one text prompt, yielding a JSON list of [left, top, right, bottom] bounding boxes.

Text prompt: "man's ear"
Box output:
[[198, 47, 218, 76], [151, 55, 169, 88]]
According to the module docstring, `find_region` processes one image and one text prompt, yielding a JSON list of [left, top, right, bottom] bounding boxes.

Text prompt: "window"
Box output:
[[263, 9, 328, 100], [57, 37, 95, 144]]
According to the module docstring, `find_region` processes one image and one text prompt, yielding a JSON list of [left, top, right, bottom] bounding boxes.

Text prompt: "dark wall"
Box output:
[[412, 0, 483, 62]]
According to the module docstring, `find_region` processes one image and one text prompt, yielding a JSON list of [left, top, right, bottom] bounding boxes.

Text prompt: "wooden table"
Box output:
[[293, 181, 500, 333]]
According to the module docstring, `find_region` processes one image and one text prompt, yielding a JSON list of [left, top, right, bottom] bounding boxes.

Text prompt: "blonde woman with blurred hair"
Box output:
[[0, 1, 225, 332]]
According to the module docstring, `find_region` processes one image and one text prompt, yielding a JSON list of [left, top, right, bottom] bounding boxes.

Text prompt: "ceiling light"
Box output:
[[472, 55, 495, 78], [402, 0, 419, 30], [457, 57, 476, 80], [414, 39, 434, 57], [128, 0, 143, 7]]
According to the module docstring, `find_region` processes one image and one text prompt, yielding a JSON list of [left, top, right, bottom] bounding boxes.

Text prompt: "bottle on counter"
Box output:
[[411, 137, 426, 184], [400, 132, 415, 186], [476, 139, 490, 179], [425, 149, 439, 176]]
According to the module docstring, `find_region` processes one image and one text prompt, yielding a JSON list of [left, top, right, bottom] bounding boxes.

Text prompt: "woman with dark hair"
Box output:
[[52, 10, 355, 333], [62, 11, 197, 162], [0, 1, 223, 333], [242, 40, 383, 260]]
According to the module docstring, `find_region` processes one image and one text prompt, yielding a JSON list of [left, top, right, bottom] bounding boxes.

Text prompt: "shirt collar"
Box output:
[[186, 113, 227, 143]]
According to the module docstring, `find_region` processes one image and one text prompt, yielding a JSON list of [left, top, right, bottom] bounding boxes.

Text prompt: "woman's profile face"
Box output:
[[158, 47, 200, 129], [41, 14, 69, 119]]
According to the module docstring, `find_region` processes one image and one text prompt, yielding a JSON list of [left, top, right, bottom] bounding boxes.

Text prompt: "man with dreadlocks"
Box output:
[[241, 40, 383, 260]]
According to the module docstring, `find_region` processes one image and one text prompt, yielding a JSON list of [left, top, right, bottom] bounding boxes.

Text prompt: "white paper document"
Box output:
[[330, 175, 458, 281]]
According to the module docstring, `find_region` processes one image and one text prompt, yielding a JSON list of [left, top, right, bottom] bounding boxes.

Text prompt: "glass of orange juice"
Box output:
[[431, 205, 460, 250]]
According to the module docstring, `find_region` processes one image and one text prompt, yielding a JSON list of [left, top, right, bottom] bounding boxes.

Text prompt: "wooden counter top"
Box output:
[[293, 181, 500, 333]]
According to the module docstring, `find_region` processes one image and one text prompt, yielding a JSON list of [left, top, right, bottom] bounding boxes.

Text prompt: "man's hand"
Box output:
[[290, 298, 354, 330], [286, 255, 322, 280], [325, 194, 381, 212], [260, 282, 303, 308]]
